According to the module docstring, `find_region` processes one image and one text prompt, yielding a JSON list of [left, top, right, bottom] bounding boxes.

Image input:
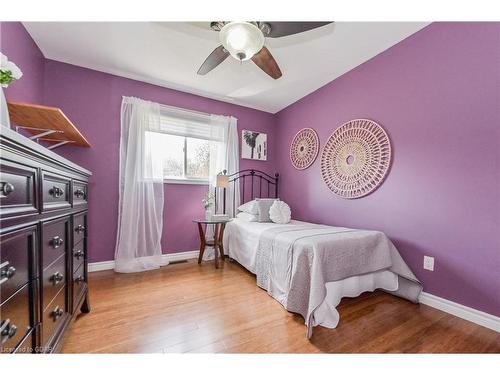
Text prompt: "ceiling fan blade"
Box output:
[[197, 45, 229, 75], [264, 22, 332, 38], [251, 47, 282, 80]]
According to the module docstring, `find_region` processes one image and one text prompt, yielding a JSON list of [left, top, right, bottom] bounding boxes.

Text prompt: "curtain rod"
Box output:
[[122, 95, 237, 121]]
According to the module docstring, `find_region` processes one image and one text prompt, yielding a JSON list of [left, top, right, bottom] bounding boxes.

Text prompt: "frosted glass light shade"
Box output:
[[219, 22, 265, 61]]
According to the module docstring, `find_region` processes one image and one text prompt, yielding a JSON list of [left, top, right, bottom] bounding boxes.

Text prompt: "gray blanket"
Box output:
[[255, 223, 422, 338]]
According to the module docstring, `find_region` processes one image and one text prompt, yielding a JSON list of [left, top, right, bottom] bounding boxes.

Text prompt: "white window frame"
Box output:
[[163, 178, 209, 185], [163, 136, 210, 185], [145, 105, 222, 185], [144, 104, 227, 185]]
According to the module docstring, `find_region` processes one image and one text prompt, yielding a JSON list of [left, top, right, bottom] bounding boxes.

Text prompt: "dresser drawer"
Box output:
[[42, 172, 71, 212], [0, 159, 38, 218], [42, 217, 69, 270], [42, 254, 66, 310], [12, 328, 34, 354], [0, 284, 31, 354], [0, 226, 36, 304], [73, 212, 87, 245], [41, 287, 66, 348], [72, 263, 86, 312], [72, 241, 85, 273], [72, 180, 88, 207]]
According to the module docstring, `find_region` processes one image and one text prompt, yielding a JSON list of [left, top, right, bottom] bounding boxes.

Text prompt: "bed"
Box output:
[[217, 170, 422, 338]]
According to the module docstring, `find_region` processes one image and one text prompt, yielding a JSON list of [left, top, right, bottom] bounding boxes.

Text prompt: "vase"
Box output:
[[205, 208, 213, 221], [0, 87, 10, 129]]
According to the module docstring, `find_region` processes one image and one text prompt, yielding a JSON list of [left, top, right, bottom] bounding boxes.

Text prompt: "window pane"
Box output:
[[146, 131, 184, 178], [186, 137, 210, 179]]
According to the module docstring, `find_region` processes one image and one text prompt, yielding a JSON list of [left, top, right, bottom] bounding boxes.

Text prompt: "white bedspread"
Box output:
[[223, 219, 403, 332]]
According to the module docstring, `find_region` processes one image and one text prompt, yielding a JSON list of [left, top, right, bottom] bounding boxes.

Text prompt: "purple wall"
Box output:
[[0, 22, 44, 104], [42, 60, 277, 263], [275, 23, 500, 316]]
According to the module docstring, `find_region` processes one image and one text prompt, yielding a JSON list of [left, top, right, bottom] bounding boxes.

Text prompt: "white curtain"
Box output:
[[200, 115, 239, 261], [114, 97, 165, 273], [209, 115, 240, 217]]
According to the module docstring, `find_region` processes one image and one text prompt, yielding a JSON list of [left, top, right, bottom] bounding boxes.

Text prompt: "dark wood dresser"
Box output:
[[0, 126, 91, 353]]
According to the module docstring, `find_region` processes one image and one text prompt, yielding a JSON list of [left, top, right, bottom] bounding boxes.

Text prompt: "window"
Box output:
[[145, 132, 210, 182], [145, 106, 226, 184]]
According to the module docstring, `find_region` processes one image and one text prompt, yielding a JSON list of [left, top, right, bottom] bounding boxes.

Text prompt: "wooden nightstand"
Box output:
[[193, 219, 231, 269]]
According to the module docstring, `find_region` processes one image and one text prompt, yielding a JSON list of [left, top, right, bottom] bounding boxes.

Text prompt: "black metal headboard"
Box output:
[[215, 169, 279, 217]]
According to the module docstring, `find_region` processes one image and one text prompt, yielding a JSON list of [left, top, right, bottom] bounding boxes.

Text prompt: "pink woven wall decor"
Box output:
[[320, 119, 392, 199], [289, 127, 320, 170]]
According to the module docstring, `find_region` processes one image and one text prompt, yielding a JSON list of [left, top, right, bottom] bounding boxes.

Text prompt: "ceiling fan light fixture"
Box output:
[[219, 22, 264, 61]]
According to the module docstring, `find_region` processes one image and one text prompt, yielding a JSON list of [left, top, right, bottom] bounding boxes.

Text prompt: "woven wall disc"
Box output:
[[290, 128, 320, 170], [320, 119, 392, 199]]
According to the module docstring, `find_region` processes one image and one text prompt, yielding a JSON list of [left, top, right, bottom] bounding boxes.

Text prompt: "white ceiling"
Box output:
[[24, 22, 429, 113]]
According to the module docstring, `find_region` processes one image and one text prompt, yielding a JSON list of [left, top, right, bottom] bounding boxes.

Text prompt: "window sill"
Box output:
[[163, 178, 209, 186]]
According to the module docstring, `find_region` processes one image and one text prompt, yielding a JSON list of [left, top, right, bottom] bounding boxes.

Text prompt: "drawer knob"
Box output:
[[0, 265, 16, 283], [75, 275, 85, 284], [50, 186, 64, 198], [51, 306, 64, 321], [51, 236, 64, 248], [74, 189, 85, 198], [51, 272, 64, 285], [0, 182, 15, 197], [0, 319, 17, 339], [74, 250, 84, 259], [75, 224, 86, 234]]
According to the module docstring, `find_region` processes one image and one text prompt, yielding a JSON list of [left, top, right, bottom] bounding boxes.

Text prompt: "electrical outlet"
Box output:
[[423, 256, 434, 271]]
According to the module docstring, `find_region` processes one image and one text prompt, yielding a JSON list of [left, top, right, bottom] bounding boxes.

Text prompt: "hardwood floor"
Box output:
[[61, 259, 500, 353]]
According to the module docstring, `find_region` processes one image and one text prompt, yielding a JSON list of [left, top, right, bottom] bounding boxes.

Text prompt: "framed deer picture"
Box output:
[[242, 130, 267, 161]]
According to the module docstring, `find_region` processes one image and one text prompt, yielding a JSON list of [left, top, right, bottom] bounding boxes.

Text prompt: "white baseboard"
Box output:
[[419, 292, 500, 332], [87, 250, 198, 273], [163, 250, 199, 263], [87, 259, 115, 272]]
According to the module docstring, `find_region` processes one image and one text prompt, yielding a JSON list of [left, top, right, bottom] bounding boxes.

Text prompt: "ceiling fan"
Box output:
[[197, 21, 332, 80]]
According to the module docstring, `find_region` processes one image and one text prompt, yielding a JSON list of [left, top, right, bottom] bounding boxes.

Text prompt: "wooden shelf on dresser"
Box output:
[[7, 101, 91, 149], [0, 126, 91, 354]]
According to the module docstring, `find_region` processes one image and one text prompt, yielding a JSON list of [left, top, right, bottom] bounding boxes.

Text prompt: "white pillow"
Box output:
[[237, 200, 259, 215], [269, 200, 291, 224], [236, 212, 259, 222]]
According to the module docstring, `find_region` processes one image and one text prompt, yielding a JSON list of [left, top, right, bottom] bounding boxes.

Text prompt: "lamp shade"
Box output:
[[216, 174, 229, 188], [219, 22, 265, 61]]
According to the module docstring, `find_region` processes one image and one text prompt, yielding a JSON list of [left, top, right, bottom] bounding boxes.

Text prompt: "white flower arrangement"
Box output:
[[1, 53, 23, 88], [202, 191, 215, 209]]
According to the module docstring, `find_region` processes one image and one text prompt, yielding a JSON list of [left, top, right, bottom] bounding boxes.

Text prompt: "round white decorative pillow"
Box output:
[[269, 200, 291, 224]]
